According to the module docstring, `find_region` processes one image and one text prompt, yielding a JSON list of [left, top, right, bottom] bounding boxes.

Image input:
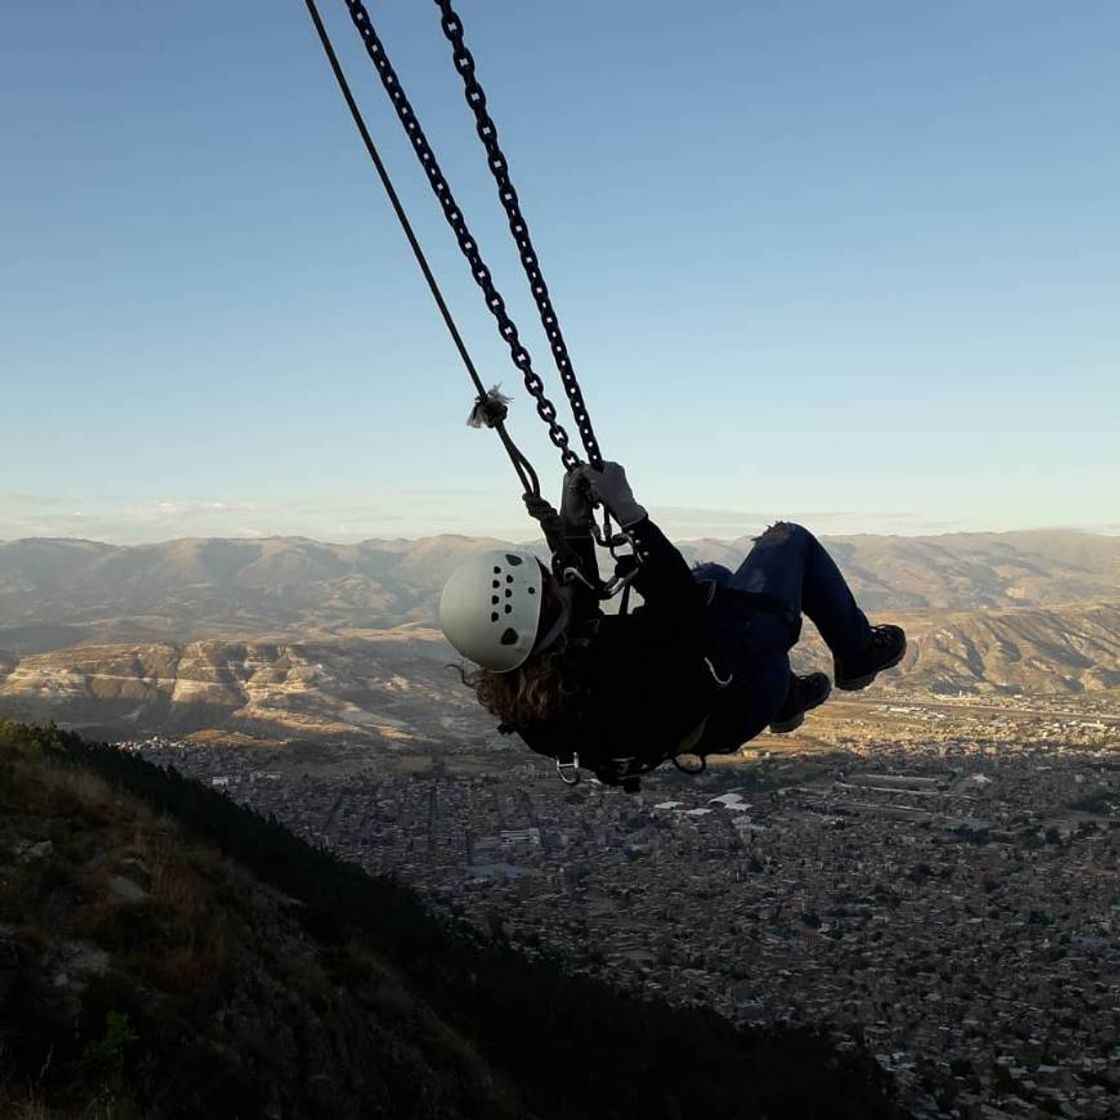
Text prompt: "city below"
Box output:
[[126, 690, 1120, 1120]]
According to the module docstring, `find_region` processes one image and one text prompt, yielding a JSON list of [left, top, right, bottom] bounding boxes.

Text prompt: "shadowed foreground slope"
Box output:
[[0, 723, 524, 1120], [0, 723, 902, 1119]]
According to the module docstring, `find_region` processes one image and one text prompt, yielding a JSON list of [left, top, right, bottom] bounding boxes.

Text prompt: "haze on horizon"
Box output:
[[2, 493, 1119, 548], [3, 2, 1117, 546]]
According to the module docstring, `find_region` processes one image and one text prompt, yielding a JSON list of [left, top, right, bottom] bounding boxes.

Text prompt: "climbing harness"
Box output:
[[304, 0, 632, 573]]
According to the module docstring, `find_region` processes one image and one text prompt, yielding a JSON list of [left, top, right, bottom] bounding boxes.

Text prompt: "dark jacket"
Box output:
[[514, 517, 726, 775]]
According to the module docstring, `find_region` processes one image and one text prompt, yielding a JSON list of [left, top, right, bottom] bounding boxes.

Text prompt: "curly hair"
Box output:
[[459, 648, 583, 726]]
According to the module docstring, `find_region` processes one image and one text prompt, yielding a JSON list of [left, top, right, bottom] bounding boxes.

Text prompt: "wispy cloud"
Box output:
[[3, 492, 1118, 546], [0, 491, 526, 544], [655, 506, 970, 539]]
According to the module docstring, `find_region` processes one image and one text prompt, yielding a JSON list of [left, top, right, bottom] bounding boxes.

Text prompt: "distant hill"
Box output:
[[0, 631, 485, 745], [1, 530, 1117, 653], [792, 601, 1120, 696], [0, 721, 899, 1119], [0, 535, 511, 652], [808, 531, 1120, 612], [893, 601, 1120, 694]]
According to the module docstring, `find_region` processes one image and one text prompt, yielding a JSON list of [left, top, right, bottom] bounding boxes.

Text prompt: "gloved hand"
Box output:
[[559, 468, 594, 535], [579, 462, 647, 528]]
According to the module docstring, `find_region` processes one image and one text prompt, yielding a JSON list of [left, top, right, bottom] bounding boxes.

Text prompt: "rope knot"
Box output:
[[466, 385, 510, 429], [522, 493, 555, 523]]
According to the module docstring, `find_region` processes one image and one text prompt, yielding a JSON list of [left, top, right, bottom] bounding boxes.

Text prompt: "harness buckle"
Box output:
[[560, 565, 599, 593], [555, 754, 581, 785], [598, 551, 639, 602], [592, 511, 631, 555], [704, 656, 734, 688]]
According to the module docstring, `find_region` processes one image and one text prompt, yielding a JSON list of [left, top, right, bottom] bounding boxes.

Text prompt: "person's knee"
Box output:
[[754, 520, 808, 544], [692, 561, 732, 590]]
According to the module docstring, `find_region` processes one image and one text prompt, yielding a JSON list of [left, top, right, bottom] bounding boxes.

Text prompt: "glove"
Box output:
[[559, 469, 594, 535], [579, 462, 647, 528]]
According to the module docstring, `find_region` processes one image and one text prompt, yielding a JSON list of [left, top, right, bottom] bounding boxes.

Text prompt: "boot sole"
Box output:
[[769, 677, 832, 734], [835, 642, 907, 691], [769, 712, 805, 734]]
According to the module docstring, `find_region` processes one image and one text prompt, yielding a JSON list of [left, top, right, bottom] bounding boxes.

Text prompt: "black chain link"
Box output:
[[341, 0, 583, 472], [433, 0, 602, 469]]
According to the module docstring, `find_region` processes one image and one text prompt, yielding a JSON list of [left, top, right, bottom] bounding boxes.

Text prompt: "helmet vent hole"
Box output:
[[528, 586, 536, 595], [504, 604, 512, 614], [490, 612, 499, 623], [500, 627, 519, 646], [491, 596, 499, 605], [505, 554, 523, 566], [493, 566, 501, 574], [504, 589, 512, 598], [492, 580, 499, 589], [506, 575, 514, 583]]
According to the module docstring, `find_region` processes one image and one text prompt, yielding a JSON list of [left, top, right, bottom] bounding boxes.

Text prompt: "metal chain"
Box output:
[[433, 0, 602, 470], [341, 0, 581, 472]]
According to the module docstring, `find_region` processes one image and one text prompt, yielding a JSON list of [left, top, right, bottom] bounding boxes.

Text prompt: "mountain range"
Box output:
[[2, 530, 1117, 652], [0, 531, 1116, 742]]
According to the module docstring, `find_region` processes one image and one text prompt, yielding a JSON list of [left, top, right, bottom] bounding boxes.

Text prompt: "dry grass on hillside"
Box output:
[[0, 723, 529, 1120], [0, 735, 236, 1018]]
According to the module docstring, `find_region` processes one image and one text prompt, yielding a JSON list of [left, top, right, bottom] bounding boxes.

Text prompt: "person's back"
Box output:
[[440, 463, 906, 788]]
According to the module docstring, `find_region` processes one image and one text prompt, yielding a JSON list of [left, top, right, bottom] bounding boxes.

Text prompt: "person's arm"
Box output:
[[579, 463, 703, 637], [556, 468, 601, 613], [523, 475, 600, 591], [626, 516, 698, 609]]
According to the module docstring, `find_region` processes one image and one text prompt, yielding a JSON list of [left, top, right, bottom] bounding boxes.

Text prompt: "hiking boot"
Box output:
[[834, 624, 907, 691], [770, 672, 832, 734]]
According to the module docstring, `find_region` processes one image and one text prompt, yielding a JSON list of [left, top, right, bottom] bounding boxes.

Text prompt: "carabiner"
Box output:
[[555, 754, 581, 785]]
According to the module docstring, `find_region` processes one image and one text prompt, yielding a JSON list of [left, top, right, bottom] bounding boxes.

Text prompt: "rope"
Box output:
[[302, 0, 538, 497]]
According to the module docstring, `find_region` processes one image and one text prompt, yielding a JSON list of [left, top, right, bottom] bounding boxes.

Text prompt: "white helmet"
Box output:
[[439, 549, 545, 672]]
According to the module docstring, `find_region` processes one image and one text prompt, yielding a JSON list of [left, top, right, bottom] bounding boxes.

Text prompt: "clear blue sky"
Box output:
[[3, 0, 1117, 542]]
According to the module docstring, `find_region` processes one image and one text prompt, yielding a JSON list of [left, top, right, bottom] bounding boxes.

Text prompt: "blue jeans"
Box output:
[[693, 522, 871, 752]]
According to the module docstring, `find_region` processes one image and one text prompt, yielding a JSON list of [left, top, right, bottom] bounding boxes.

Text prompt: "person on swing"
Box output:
[[439, 462, 906, 787]]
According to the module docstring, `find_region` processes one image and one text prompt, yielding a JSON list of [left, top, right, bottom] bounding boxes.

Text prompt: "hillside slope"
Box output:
[[0, 724, 525, 1120], [0, 723, 901, 1120], [896, 601, 1120, 694], [0, 633, 475, 744]]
